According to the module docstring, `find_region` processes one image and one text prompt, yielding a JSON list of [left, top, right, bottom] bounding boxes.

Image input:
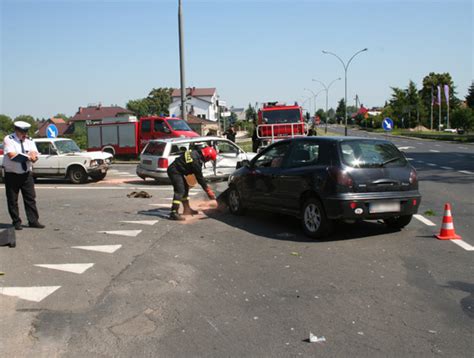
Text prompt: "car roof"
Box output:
[[147, 136, 227, 144]]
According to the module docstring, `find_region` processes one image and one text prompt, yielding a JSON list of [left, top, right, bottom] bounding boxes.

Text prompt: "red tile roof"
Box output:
[[70, 105, 133, 122], [186, 114, 217, 124], [37, 120, 73, 137], [172, 87, 216, 98]]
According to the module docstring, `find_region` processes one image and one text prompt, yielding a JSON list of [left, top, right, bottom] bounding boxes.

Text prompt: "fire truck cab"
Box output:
[[255, 102, 307, 150]]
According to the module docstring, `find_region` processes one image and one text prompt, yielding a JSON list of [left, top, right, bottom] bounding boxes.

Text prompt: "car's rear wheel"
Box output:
[[301, 197, 330, 238], [228, 187, 246, 215], [68, 166, 88, 184], [384, 215, 412, 229]]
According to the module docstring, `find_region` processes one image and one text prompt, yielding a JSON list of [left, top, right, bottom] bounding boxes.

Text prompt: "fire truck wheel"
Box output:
[[68, 166, 88, 184]]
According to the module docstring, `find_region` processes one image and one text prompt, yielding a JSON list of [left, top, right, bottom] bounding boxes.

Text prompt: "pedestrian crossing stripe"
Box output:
[[0, 286, 61, 302], [34, 263, 94, 274], [97, 230, 142, 237], [72, 245, 122, 253], [120, 220, 158, 226]]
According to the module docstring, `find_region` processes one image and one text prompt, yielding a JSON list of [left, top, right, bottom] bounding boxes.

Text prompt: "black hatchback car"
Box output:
[[227, 137, 421, 238]]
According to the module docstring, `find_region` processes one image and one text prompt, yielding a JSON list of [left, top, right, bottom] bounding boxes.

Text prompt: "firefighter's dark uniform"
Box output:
[[167, 149, 210, 218]]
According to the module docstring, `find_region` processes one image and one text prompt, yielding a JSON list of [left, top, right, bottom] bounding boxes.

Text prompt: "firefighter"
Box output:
[[167, 146, 217, 221]]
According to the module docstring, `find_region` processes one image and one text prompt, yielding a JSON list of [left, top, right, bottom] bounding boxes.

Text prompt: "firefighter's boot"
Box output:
[[169, 201, 185, 221], [182, 200, 198, 215]]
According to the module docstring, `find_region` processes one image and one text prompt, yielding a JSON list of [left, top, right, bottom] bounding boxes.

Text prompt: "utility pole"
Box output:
[[178, 0, 187, 120]]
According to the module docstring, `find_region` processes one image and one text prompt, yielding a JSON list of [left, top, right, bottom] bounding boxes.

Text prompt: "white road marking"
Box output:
[[413, 215, 437, 226], [427, 163, 437, 167], [434, 144, 441, 147], [0, 286, 61, 302], [459, 170, 474, 175], [34, 263, 94, 274], [429, 150, 440, 153], [440, 166, 453, 170], [458, 147, 468, 150], [450, 240, 474, 251], [398, 146, 415, 150], [149, 203, 169, 206], [120, 220, 158, 226], [72, 245, 122, 253], [98, 230, 142, 237]]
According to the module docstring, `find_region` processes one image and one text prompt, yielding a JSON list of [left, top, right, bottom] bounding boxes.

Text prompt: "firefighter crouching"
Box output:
[[167, 146, 217, 221]]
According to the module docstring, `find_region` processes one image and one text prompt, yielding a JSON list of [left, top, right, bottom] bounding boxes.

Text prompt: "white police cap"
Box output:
[[13, 121, 31, 131]]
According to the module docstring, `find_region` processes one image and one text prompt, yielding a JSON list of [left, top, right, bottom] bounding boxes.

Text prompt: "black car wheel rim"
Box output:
[[304, 203, 321, 232], [229, 190, 239, 212]]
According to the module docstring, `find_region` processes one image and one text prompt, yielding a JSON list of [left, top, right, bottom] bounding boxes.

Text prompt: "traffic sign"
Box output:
[[382, 118, 394, 131], [46, 124, 58, 138]]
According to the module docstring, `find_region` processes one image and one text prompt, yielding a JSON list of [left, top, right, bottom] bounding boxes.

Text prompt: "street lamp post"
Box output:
[[304, 88, 316, 115], [322, 48, 368, 136], [312, 77, 341, 133], [178, 0, 187, 120]]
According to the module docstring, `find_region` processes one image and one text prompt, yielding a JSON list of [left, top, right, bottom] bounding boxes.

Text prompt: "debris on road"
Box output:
[[127, 191, 152, 198], [291, 251, 300, 257], [309, 332, 326, 343]]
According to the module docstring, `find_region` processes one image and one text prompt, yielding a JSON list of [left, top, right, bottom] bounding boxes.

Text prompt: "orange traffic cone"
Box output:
[[435, 203, 461, 240]]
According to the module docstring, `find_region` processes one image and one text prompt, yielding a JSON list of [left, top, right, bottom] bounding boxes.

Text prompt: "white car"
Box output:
[[1, 138, 113, 184], [136, 136, 256, 183]]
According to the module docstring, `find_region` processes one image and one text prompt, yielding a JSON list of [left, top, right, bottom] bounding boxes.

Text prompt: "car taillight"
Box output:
[[409, 169, 417, 185], [158, 158, 168, 168], [328, 167, 353, 187]]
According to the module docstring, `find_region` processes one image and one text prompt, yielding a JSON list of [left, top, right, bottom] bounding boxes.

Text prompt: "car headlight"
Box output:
[[90, 160, 98, 166], [228, 174, 234, 183]]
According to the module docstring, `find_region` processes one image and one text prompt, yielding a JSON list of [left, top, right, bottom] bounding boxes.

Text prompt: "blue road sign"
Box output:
[[382, 117, 394, 131], [46, 124, 59, 138]]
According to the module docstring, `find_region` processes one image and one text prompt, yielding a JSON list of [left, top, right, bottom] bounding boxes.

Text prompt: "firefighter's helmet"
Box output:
[[201, 146, 217, 162]]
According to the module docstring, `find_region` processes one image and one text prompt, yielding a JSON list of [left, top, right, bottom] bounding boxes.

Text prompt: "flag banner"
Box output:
[[437, 85, 442, 106], [444, 84, 449, 104]]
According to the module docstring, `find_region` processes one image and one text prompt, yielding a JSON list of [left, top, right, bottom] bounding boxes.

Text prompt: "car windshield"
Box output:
[[339, 140, 406, 168], [54, 140, 81, 154], [262, 109, 301, 124], [167, 119, 192, 131]]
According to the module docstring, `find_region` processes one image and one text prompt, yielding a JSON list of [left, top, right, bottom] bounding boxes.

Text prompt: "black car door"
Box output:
[[244, 142, 291, 208]]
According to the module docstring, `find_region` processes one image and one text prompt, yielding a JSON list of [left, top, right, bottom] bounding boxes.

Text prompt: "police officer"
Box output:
[[167, 146, 217, 221], [2, 121, 45, 230]]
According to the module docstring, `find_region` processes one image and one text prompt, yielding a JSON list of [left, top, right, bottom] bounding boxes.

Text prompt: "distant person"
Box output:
[[252, 120, 260, 152], [2, 121, 45, 230], [224, 125, 236, 142]]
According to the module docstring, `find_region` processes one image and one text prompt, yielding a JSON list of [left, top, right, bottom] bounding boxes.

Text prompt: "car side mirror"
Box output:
[[237, 159, 250, 169], [50, 148, 58, 155]]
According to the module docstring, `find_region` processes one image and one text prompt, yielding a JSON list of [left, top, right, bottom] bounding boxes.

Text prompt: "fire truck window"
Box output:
[[141, 120, 151, 133], [154, 121, 166, 132]]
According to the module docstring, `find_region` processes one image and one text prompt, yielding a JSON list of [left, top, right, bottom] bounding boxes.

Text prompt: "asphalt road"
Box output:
[[0, 131, 473, 357]]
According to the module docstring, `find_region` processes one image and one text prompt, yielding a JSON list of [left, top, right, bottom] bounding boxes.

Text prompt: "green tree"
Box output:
[[315, 108, 326, 124], [245, 103, 257, 122], [388, 87, 407, 128], [146, 88, 173, 116], [465, 82, 474, 109], [0, 114, 14, 138], [451, 107, 474, 132], [54, 113, 70, 121], [126, 99, 150, 118], [335, 98, 345, 123]]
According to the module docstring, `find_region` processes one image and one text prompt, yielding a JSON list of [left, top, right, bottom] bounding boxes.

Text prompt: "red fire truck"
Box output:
[[87, 115, 199, 156], [255, 102, 307, 149]]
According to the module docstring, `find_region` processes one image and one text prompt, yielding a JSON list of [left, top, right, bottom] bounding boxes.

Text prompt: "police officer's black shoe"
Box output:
[[29, 222, 45, 229], [14, 223, 22, 231], [169, 212, 185, 221]]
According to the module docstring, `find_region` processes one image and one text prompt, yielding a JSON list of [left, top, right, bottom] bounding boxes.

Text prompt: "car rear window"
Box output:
[[143, 142, 166, 156], [339, 140, 406, 168]]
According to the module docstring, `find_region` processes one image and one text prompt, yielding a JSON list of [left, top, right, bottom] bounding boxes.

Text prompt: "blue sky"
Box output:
[[1, 0, 472, 119]]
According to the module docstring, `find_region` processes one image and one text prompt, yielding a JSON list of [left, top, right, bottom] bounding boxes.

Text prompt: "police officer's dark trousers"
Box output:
[[5, 172, 39, 225]]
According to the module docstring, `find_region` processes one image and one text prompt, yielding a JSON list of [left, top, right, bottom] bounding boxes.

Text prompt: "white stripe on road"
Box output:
[[413, 214, 437, 226], [459, 170, 474, 175], [0, 186, 173, 190], [149, 203, 169, 206], [450, 240, 474, 251], [427, 163, 437, 167], [440, 166, 453, 170], [429, 150, 440, 153], [0, 286, 61, 302], [72, 245, 122, 253], [458, 147, 468, 150], [34, 263, 94, 274], [120, 220, 158, 226], [406, 157, 414, 161], [97, 230, 142, 237]]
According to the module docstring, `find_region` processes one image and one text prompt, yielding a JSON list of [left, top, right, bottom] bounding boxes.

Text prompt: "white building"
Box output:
[[169, 87, 219, 122]]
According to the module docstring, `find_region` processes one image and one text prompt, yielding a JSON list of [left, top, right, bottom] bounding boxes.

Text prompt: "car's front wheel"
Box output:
[[228, 187, 246, 215], [301, 197, 330, 239], [384, 215, 412, 229], [68, 166, 88, 184]]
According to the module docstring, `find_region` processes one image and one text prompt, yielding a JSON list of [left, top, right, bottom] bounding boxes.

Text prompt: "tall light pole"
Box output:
[[178, 0, 187, 120], [304, 88, 316, 115], [322, 48, 368, 136], [312, 77, 341, 133]]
